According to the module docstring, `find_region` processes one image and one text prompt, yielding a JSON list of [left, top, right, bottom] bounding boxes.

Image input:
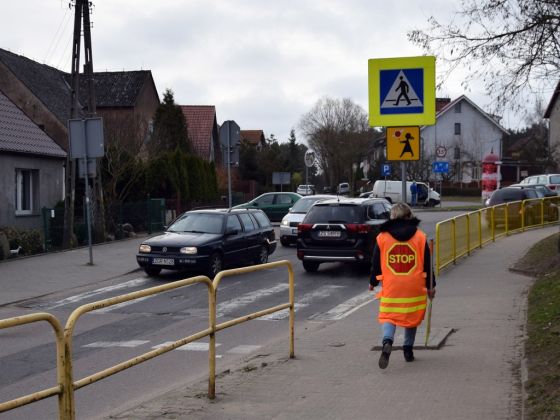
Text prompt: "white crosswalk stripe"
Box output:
[[259, 285, 344, 320], [151, 342, 221, 351], [46, 278, 150, 309], [309, 291, 375, 321], [83, 340, 149, 348], [216, 283, 289, 317]]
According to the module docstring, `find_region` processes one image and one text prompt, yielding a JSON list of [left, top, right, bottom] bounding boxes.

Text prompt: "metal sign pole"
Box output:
[[227, 123, 232, 208], [401, 162, 406, 204], [82, 120, 93, 265]]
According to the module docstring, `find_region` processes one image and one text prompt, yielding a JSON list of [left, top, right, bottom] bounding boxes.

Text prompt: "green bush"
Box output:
[[0, 226, 44, 256]]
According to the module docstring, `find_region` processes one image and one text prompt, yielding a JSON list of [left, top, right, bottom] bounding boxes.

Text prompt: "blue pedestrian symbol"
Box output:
[[379, 69, 424, 115]]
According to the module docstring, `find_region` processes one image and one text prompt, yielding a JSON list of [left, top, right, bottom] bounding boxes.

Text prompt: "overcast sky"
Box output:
[[1, 0, 551, 142]]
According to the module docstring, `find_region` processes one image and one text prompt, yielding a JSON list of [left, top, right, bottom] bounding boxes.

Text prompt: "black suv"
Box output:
[[136, 208, 277, 277], [296, 198, 392, 272]]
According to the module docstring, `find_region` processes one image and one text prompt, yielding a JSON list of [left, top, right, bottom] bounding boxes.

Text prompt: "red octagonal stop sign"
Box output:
[[386, 242, 417, 275]]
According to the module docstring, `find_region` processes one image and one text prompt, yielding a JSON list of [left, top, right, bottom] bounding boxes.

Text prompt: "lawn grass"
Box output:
[[513, 233, 560, 419]]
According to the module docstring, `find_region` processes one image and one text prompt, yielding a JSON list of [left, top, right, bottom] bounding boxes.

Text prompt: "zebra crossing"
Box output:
[[37, 276, 377, 354]]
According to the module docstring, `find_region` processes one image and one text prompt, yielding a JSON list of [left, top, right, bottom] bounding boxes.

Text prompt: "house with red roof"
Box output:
[[180, 105, 221, 164], [240, 130, 266, 151]]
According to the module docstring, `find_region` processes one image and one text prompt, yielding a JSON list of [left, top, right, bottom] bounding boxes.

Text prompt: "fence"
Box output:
[[0, 260, 294, 419], [435, 195, 560, 274]]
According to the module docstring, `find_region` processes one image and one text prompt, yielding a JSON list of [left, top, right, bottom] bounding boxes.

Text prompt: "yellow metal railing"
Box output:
[[0, 260, 295, 419], [435, 196, 560, 275]]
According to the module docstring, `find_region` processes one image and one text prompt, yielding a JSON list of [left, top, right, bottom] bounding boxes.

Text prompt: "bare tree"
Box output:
[[299, 97, 371, 190], [408, 0, 560, 114]]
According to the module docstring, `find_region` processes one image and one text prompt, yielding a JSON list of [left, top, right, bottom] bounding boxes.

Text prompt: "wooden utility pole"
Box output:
[[62, 0, 83, 248], [63, 0, 105, 248]]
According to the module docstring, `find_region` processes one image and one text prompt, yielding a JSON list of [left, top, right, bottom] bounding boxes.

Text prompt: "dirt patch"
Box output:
[[510, 233, 560, 276]]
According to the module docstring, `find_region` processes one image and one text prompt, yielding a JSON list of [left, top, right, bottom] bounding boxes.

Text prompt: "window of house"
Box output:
[[454, 103, 462, 113], [15, 168, 37, 215], [454, 123, 461, 135]]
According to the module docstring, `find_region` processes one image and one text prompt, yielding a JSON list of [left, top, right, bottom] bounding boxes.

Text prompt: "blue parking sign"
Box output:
[[381, 164, 391, 177]]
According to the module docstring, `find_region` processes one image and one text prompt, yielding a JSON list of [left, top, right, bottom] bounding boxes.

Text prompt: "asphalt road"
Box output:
[[0, 209, 465, 419]]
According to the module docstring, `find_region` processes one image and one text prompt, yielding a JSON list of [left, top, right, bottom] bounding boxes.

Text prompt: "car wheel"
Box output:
[[427, 199, 438, 207], [303, 261, 320, 272], [254, 245, 269, 265], [207, 253, 223, 279], [280, 236, 290, 247], [144, 267, 161, 276]]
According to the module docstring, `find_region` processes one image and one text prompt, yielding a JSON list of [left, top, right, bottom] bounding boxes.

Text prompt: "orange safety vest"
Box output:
[[375, 230, 427, 328]]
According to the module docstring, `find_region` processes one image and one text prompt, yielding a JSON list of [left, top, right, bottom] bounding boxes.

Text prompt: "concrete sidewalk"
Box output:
[[106, 226, 556, 420], [0, 236, 146, 306]]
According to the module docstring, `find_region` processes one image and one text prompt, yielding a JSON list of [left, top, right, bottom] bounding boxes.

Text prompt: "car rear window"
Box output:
[[490, 188, 537, 204], [252, 211, 271, 227], [304, 204, 363, 224], [550, 175, 560, 184]]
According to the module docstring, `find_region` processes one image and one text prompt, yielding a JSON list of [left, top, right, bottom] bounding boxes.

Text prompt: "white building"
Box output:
[[421, 95, 509, 183]]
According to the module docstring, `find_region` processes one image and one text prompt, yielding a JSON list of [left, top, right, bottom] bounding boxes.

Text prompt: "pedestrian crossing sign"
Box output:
[[369, 56, 435, 127], [386, 126, 420, 161]]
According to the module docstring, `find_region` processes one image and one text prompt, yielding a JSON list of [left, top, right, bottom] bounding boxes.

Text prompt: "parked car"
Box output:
[[233, 192, 302, 222], [279, 194, 337, 246], [519, 174, 560, 192], [296, 197, 392, 272], [136, 208, 277, 277], [337, 182, 350, 195], [486, 186, 558, 227], [296, 184, 315, 196], [509, 183, 557, 198]]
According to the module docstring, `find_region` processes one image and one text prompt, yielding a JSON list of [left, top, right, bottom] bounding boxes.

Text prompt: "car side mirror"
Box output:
[[252, 202, 259, 207]]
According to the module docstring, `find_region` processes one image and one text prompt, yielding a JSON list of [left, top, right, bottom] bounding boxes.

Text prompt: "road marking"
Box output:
[[309, 291, 375, 321], [216, 283, 289, 317], [152, 342, 221, 351], [259, 285, 344, 320], [95, 296, 151, 313], [227, 344, 261, 354], [46, 278, 150, 309], [83, 340, 149, 348]]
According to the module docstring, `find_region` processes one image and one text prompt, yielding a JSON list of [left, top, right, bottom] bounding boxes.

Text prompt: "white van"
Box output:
[[370, 180, 440, 207]]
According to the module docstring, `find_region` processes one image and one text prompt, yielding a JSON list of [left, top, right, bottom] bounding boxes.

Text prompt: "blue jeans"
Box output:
[[382, 322, 417, 347]]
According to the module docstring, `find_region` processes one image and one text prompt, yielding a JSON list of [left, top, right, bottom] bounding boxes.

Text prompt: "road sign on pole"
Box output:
[[432, 161, 449, 173], [368, 56, 436, 127], [386, 126, 420, 161], [381, 163, 391, 177]]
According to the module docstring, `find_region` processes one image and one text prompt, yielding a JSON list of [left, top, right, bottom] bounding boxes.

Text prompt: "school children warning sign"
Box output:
[[386, 243, 417, 275], [386, 126, 420, 161]]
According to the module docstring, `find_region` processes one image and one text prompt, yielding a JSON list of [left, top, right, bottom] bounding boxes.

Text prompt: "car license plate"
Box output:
[[152, 258, 175, 266], [318, 230, 341, 238]]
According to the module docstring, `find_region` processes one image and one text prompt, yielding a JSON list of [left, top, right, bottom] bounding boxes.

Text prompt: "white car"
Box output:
[[337, 182, 350, 195], [296, 184, 315, 196], [279, 194, 337, 246]]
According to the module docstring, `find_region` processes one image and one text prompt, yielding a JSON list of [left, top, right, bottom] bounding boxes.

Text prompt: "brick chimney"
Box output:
[[436, 97, 451, 112]]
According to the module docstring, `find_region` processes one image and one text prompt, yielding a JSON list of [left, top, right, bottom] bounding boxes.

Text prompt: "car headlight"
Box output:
[[180, 246, 197, 254], [139, 244, 151, 253], [281, 219, 289, 226]]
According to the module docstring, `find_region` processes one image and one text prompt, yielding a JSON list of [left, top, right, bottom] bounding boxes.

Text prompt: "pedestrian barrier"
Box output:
[[436, 196, 560, 274], [0, 260, 295, 419]]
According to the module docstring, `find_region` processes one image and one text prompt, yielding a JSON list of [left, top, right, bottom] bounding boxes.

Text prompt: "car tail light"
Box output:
[[548, 184, 556, 190], [346, 224, 372, 234], [298, 224, 312, 233]]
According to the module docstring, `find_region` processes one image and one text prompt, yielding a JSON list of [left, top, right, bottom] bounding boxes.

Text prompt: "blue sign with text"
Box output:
[[432, 161, 449, 173]]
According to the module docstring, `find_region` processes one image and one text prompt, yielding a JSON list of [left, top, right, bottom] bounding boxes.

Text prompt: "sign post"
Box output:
[[368, 55, 436, 204], [68, 117, 104, 265]]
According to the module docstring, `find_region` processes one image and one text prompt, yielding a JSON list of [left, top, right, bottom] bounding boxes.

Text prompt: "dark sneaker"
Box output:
[[403, 345, 414, 362], [378, 340, 393, 369]]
